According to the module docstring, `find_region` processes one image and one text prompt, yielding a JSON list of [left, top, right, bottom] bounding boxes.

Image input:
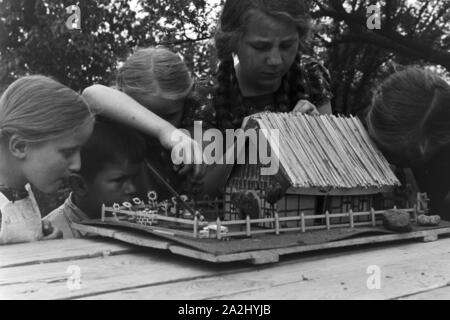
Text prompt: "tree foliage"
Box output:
[[0, 0, 222, 92], [0, 0, 448, 115], [310, 0, 450, 114]]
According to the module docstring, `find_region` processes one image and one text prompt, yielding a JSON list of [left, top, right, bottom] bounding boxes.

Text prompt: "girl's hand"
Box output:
[[292, 99, 320, 116], [163, 128, 206, 180], [42, 220, 63, 240]]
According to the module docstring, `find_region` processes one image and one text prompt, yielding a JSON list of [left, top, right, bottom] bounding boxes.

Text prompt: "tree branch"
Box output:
[[158, 35, 212, 46], [315, 5, 450, 71]]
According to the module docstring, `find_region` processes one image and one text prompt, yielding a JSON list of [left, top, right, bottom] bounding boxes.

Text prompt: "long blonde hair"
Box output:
[[0, 75, 93, 143], [116, 47, 193, 104]]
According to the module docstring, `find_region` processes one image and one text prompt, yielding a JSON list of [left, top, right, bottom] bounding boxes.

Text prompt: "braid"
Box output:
[[291, 53, 303, 100], [214, 57, 250, 129], [273, 53, 306, 112], [273, 75, 291, 112], [229, 64, 247, 127], [289, 53, 308, 107], [214, 59, 234, 130]]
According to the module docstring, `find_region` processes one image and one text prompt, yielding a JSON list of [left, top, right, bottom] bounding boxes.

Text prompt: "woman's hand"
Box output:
[[42, 220, 63, 240], [292, 99, 320, 116], [161, 128, 206, 180]]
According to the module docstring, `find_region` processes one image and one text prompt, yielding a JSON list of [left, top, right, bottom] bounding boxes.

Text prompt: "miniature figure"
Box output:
[[417, 214, 441, 226], [199, 224, 229, 240]]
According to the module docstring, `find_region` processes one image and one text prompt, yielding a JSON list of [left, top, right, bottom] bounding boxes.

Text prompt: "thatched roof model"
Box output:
[[230, 113, 400, 195]]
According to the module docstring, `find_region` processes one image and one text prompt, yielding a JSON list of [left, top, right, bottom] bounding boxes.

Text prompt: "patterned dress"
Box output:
[[183, 55, 333, 131]]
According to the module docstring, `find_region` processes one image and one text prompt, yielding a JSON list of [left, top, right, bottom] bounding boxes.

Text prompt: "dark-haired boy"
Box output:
[[44, 119, 146, 238]]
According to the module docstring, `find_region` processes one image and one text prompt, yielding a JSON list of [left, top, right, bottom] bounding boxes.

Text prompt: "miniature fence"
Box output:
[[211, 206, 421, 240], [102, 206, 199, 238], [223, 187, 394, 226], [102, 203, 423, 240]]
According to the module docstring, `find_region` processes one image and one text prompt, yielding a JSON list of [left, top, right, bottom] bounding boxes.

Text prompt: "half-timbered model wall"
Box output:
[[225, 113, 401, 228]]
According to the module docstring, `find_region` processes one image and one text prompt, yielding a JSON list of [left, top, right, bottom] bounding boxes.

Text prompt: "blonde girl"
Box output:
[[0, 75, 94, 244], [82, 47, 205, 182]]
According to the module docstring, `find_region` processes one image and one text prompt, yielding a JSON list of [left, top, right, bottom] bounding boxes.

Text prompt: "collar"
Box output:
[[0, 185, 28, 202], [63, 193, 90, 222]]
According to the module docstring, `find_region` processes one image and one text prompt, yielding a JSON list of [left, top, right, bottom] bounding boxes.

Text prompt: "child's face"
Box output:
[[83, 160, 140, 218], [236, 11, 299, 95], [22, 121, 94, 193], [142, 95, 185, 128]]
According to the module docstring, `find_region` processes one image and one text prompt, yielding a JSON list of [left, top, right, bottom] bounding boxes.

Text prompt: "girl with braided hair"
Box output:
[[196, 0, 333, 131]]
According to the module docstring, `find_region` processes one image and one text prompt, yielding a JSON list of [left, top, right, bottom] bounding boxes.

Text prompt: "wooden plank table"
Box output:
[[1, 236, 450, 300]]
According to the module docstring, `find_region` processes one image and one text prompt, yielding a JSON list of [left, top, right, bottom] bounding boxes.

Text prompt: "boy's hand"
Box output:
[[292, 99, 320, 116], [165, 129, 206, 180], [42, 220, 63, 240]]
